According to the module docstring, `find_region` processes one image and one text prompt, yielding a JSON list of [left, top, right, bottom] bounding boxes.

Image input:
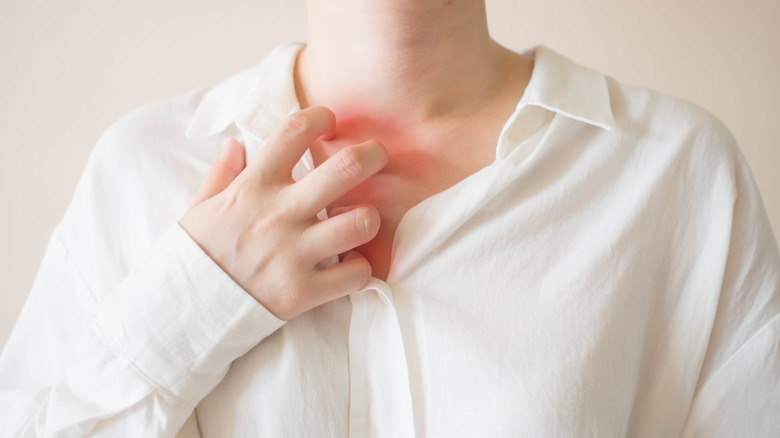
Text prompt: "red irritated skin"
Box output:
[[308, 106, 454, 282], [292, 0, 537, 282], [306, 82, 528, 280], [310, 109, 425, 280]]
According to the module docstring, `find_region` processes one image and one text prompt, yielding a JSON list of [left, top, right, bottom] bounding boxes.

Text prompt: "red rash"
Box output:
[[308, 107, 438, 281]]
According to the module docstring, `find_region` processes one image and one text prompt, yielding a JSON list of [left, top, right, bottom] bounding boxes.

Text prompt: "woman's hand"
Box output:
[[178, 106, 387, 321]]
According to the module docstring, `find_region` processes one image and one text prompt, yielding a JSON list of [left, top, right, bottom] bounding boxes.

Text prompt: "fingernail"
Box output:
[[357, 207, 379, 237]]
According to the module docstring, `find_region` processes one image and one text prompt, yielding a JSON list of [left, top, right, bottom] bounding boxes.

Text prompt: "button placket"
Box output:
[[349, 279, 416, 437]]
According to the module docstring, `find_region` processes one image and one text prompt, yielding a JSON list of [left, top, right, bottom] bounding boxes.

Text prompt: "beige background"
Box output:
[[1, 0, 778, 351]]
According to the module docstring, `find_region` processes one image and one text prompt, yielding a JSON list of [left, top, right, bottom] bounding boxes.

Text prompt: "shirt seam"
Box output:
[[693, 311, 780, 395], [89, 313, 189, 406]]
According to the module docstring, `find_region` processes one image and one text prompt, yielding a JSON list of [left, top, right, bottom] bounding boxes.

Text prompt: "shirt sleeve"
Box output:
[[0, 217, 285, 436], [0, 91, 288, 436], [680, 141, 780, 436]]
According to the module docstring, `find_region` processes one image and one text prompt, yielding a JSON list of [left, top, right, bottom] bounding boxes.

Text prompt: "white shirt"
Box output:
[[1, 42, 778, 437]]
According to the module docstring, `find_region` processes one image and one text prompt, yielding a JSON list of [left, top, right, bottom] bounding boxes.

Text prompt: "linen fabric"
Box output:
[[1, 42, 778, 437]]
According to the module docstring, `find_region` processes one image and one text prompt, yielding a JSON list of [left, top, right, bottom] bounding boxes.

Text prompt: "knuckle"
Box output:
[[223, 179, 253, 209], [336, 149, 366, 178], [276, 188, 306, 218], [250, 164, 274, 184], [280, 113, 315, 138], [218, 186, 242, 211]]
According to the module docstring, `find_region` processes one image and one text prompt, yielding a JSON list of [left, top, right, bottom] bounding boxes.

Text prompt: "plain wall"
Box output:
[[1, 0, 778, 350]]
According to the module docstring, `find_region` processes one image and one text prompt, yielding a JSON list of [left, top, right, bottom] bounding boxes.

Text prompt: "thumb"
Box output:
[[190, 138, 246, 208]]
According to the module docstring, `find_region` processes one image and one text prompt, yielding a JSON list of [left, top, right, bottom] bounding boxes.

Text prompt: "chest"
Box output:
[[310, 129, 497, 280], [195, 205, 703, 437]]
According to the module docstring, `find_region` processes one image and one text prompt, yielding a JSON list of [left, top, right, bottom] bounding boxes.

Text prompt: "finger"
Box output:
[[301, 204, 380, 262], [291, 140, 388, 217], [328, 204, 360, 217], [190, 138, 246, 208], [248, 106, 336, 183], [307, 250, 372, 307]]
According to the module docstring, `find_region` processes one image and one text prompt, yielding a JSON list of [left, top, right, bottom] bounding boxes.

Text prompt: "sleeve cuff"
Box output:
[[94, 221, 285, 403]]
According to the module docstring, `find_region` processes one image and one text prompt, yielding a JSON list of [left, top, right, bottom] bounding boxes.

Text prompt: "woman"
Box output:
[[1, 0, 778, 436]]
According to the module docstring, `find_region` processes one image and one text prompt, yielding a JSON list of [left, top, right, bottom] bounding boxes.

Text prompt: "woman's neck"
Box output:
[[295, 0, 527, 127]]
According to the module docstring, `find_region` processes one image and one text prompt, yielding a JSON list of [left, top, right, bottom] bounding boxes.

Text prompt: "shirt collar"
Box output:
[[185, 42, 616, 141], [185, 42, 303, 140], [517, 45, 616, 131]]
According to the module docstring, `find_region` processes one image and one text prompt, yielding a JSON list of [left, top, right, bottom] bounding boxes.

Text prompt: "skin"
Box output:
[[178, 0, 533, 320]]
